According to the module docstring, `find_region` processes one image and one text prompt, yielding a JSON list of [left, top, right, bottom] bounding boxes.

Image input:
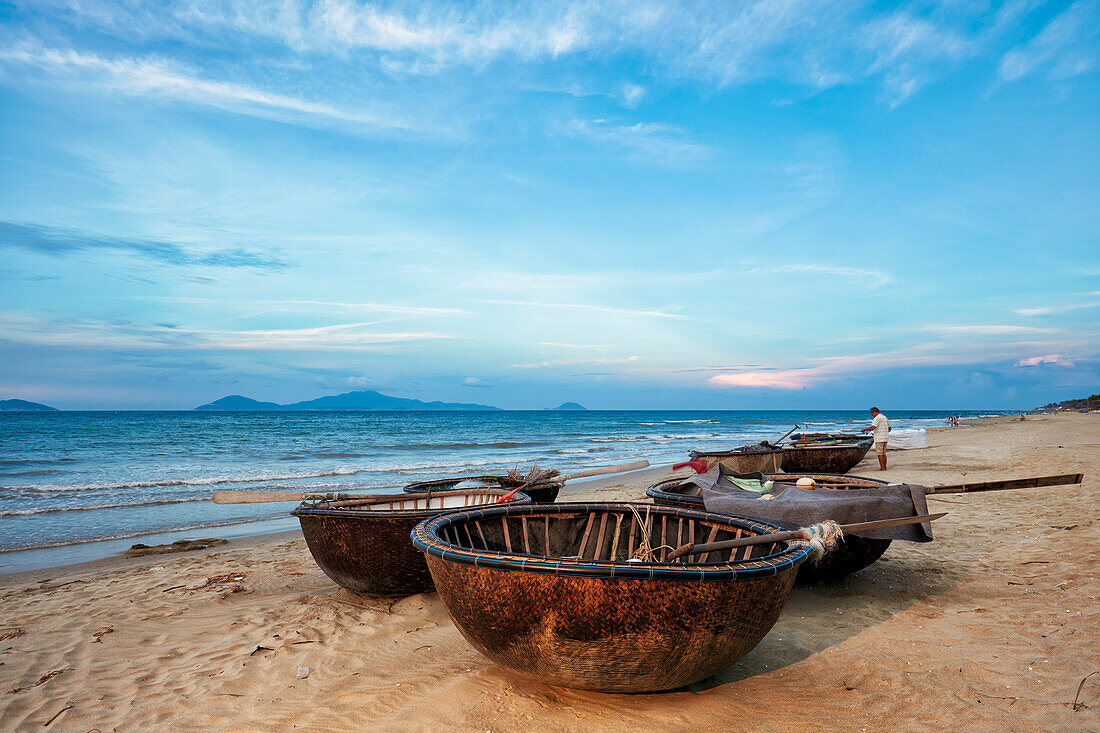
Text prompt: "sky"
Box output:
[[0, 0, 1098, 410]]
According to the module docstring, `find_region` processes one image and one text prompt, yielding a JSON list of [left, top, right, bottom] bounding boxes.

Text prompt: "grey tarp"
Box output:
[[678, 465, 933, 542]]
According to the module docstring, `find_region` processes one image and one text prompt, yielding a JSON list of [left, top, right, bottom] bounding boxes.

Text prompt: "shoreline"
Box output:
[[0, 408, 997, 564], [0, 415, 1033, 579], [0, 462, 686, 580], [0, 412, 1096, 730]]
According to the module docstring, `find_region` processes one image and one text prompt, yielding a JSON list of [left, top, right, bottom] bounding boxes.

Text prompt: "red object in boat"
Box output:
[[673, 459, 708, 475]]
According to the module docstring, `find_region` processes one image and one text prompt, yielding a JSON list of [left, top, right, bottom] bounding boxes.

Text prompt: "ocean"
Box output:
[[0, 409, 997, 572]]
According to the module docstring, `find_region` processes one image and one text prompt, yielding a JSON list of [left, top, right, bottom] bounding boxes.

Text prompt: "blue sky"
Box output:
[[0, 1, 1097, 410]]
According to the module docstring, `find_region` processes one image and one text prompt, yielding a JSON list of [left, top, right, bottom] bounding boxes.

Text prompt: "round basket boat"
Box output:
[[781, 439, 873, 474], [292, 490, 530, 596], [646, 473, 893, 584], [412, 502, 810, 693], [403, 475, 560, 503], [690, 445, 785, 473]]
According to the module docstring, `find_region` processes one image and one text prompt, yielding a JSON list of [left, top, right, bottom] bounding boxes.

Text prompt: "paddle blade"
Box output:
[[211, 490, 307, 504], [838, 512, 946, 533]]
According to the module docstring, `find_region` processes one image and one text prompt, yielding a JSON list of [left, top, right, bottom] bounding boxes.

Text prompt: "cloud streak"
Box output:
[[999, 1, 1099, 82], [0, 221, 286, 270], [563, 119, 711, 168], [0, 314, 453, 352], [10, 0, 1073, 105], [0, 41, 416, 133]]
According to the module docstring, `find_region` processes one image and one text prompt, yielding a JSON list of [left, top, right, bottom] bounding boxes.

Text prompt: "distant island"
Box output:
[[195, 390, 500, 411], [1038, 393, 1100, 411], [0, 399, 58, 411], [549, 402, 587, 411]]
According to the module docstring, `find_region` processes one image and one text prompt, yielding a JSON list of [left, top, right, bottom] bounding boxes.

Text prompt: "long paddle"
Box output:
[[771, 425, 800, 445], [211, 459, 651, 504], [666, 512, 947, 561], [926, 473, 1082, 494]]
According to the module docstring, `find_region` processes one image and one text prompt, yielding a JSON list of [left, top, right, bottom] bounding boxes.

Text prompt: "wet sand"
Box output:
[[1, 412, 1096, 731]]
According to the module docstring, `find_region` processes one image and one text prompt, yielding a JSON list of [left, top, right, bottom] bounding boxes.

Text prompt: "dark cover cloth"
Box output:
[[682, 465, 933, 542]]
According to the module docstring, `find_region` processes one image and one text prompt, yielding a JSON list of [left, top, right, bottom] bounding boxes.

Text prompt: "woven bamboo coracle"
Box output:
[[412, 502, 810, 692], [781, 439, 873, 473], [646, 473, 893, 584], [292, 489, 531, 596]]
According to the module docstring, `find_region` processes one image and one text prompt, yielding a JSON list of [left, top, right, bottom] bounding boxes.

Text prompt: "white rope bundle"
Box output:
[[790, 520, 844, 562]]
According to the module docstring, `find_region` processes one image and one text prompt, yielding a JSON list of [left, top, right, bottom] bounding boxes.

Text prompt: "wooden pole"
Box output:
[[772, 425, 800, 445], [928, 473, 1083, 494], [561, 460, 650, 482], [667, 512, 947, 561]]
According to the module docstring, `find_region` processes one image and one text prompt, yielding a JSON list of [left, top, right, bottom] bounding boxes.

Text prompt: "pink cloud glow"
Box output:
[[707, 370, 813, 390]]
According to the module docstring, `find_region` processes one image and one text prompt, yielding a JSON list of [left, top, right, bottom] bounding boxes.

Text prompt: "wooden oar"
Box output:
[[211, 490, 346, 504], [667, 512, 947, 561], [211, 460, 652, 504], [927, 473, 1083, 494], [560, 460, 649, 482], [772, 425, 800, 445]]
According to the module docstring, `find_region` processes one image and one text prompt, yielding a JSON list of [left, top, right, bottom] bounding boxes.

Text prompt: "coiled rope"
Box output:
[[789, 520, 844, 561]]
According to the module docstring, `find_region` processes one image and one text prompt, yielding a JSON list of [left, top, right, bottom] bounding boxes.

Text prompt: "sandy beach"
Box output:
[[1, 413, 1096, 731]]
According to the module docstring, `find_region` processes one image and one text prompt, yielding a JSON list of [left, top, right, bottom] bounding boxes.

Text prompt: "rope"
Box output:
[[790, 520, 844, 562]]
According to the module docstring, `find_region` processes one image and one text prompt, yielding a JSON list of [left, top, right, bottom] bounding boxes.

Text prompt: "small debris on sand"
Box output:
[[124, 539, 228, 558]]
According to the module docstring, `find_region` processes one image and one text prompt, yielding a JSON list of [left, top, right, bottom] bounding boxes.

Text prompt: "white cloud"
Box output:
[[0, 41, 416, 133], [1000, 1, 1099, 82], [1014, 301, 1100, 317], [621, 83, 646, 107], [511, 355, 641, 369], [864, 12, 974, 103], [462, 376, 490, 387], [13, 0, 1076, 107], [562, 119, 710, 168], [708, 370, 812, 390], [926, 325, 1054, 335], [1015, 354, 1075, 367], [0, 313, 455, 352], [479, 299, 688, 320], [751, 263, 892, 287]]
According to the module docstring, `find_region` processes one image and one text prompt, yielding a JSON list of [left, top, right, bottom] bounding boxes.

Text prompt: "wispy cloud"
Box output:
[[999, 1, 1099, 82], [706, 335, 1092, 390], [1014, 300, 1100, 317], [512, 355, 641, 369], [863, 12, 974, 104], [479, 299, 688, 320], [750, 263, 892, 287], [926, 325, 1055, 335], [562, 119, 710, 168], [0, 40, 416, 133], [8, 1, 1078, 107], [159, 297, 465, 317], [0, 221, 285, 270], [0, 314, 453, 352]]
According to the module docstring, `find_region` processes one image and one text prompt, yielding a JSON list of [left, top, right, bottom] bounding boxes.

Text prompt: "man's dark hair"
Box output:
[[870, 407, 880, 413]]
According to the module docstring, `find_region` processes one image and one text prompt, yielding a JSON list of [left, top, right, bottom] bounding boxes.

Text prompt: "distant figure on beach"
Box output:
[[860, 407, 890, 471]]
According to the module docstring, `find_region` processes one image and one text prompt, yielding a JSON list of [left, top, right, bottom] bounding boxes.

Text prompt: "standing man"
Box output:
[[860, 407, 890, 471]]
